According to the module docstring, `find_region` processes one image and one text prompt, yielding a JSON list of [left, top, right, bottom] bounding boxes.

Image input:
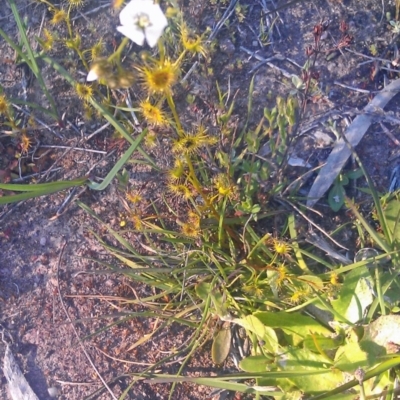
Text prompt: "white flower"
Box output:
[[116, 0, 168, 48]]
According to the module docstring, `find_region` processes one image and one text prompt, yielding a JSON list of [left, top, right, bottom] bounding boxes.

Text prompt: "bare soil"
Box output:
[[1, 0, 400, 399]]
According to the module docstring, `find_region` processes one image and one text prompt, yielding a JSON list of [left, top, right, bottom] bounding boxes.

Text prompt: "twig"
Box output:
[[282, 164, 322, 195], [56, 242, 118, 400], [37, 146, 75, 182], [39, 120, 115, 183], [304, 230, 351, 265], [65, 118, 83, 137], [56, 380, 97, 386], [11, 104, 64, 139], [208, 0, 239, 41], [85, 121, 110, 141], [346, 48, 392, 65], [245, 21, 264, 48], [0, 5, 27, 21], [285, 56, 303, 69], [333, 81, 372, 94], [259, 0, 283, 43], [39, 145, 107, 154], [276, 197, 349, 250], [49, 187, 82, 221], [71, 2, 110, 21], [381, 66, 400, 74], [379, 122, 400, 146], [181, 61, 199, 85], [123, 90, 141, 128], [240, 46, 291, 77], [379, 0, 385, 24], [248, 53, 287, 74], [94, 346, 154, 366]]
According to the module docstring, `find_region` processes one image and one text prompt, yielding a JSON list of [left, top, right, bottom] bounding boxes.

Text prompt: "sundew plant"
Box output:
[[3, 0, 400, 399], [79, 2, 400, 399]]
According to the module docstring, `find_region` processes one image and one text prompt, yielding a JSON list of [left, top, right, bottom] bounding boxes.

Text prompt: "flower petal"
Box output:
[[117, 25, 145, 46], [145, 25, 165, 47], [86, 69, 99, 82], [144, 4, 168, 47], [118, 0, 139, 25], [119, 0, 157, 25], [149, 2, 168, 25]]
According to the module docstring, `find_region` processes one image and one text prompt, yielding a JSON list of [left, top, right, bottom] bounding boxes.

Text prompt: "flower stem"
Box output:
[[165, 86, 239, 243], [184, 154, 238, 242], [166, 94, 184, 138], [108, 37, 129, 64], [175, 49, 187, 66], [66, 5, 73, 38]]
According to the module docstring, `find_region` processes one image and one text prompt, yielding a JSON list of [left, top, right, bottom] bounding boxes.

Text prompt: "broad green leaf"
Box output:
[[195, 283, 229, 317], [292, 75, 304, 90], [334, 341, 370, 372], [259, 374, 305, 400], [212, 325, 231, 364], [233, 315, 267, 337], [254, 311, 331, 339], [314, 356, 400, 399], [331, 266, 374, 323], [195, 282, 211, 302], [210, 289, 228, 318], [340, 175, 349, 186], [239, 355, 273, 373], [233, 315, 279, 353], [303, 333, 344, 353], [297, 275, 324, 290], [383, 198, 400, 243], [278, 391, 303, 400], [346, 168, 364, 180], [316, 394, 358, 400], [328, 182, 345, 212], [276, 347, 344, 393]]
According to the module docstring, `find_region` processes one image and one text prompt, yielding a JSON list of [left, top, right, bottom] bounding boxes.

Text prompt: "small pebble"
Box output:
[[219, 38, 235, 56], [48, 387, 59, 397], [40, 237, 46, 246]]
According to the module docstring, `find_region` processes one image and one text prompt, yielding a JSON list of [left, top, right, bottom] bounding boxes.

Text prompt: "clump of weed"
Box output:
[[2, 0, 400, 398]]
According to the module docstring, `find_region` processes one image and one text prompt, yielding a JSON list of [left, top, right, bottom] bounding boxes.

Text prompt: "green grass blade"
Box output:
[[346, 198, 391, 253], [0, 177, 88, 204], [288, 213, 312, 273], [8, 0, 59, 120], [77, 202, 138, 253], [88, 130, 147, 191], [0, 176, 88, 192]]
